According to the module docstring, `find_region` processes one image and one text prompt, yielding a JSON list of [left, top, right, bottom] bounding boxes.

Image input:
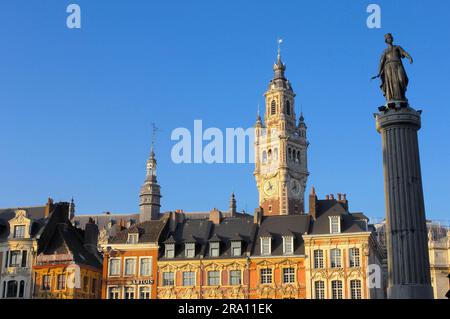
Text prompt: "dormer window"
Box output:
[[261, 237, 271, 256], [283, 236, 294, 255], [209, 242, 220, 257], [127, 233, 139, 244], [231, 241, 241, 257], [185, 242, 195, 258], [329, 216, 341, 234], [13, 225, 26, 239], [165, 243, 175, 258]]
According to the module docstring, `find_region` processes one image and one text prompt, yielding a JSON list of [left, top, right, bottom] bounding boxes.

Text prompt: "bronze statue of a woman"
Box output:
[[373, 33, 413, 102]]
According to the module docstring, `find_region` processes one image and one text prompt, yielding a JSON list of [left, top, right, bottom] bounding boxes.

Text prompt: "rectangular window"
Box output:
[[124, 286, 135, 299], [6, 281, 18, 298], [313, 249, 324, 269], [165, 244, 175, 258], [231, 241, 241, 257], [91, 279, 97, 294], [185, 243, 195, 258], [329, 216, 341, 234], [57, 274, 66, 290], [330, 249, 342, 268], [229, 270, 241, 286], [108, 286, 120, 299], [261, 238, 271, 256], [282, 268, 295, 284], [283, 236, 294, 255], [182, 271, 195, 286], [21, 250, 27, 267], [139, 286, 151, 299], [42, 275, 51, 291], [124, 258, 136, 276], [9, 250, 21, 267], [163, 272, 175, 286], [140, 257, 152, 276], [207, 271, 220, 286], [260, 268, 273, 284], [350, 280, 362, 299], [349, 248, 360, 267], [83, 276, 89, 292], [314, 281, 325, 299], [331, 280, 343, 299], [13, 225, 26, 238], [209, 242, 220, 257], [127, 233, 138, 244], [109, 259, 121, 276]]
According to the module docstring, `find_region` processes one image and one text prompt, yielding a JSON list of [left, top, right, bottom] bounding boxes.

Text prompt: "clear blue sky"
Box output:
[[1, 1, 449, 222]]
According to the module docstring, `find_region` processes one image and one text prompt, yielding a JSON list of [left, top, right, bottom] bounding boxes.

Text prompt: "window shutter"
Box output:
[[21, 251, 27, 267]]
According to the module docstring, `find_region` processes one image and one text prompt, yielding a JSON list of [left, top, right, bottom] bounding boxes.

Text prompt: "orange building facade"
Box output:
[[101, 218, 168, 299]]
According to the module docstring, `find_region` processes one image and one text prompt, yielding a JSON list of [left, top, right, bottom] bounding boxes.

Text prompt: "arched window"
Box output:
[[271, 100, 276, 115], [268, 149, 272, 162], [286, 100, 291, 115], [288, 148, 292, 160], [297, 151, 301, 163], [262, 151, 267, 164], [6, 280, 18, 298], [19, 281, 25, 298]]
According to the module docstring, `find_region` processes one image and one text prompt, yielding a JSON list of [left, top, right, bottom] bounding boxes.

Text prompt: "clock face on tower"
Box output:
[[290, 179, 301, 196], [263, 178, 278, 196]]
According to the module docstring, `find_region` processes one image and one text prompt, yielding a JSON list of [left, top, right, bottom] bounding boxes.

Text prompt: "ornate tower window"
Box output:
[[271, 100, 276, 115], [262, 151, 267, 164], [286, 100, 291, 115]]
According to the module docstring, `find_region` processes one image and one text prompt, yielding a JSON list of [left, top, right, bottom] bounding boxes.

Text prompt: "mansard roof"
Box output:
[[108, 215, 169, 244], [159, 212, 256, 260], [0, 205, 48, 241], [72, 213, 139, 241], [308, 199, 370, 235], [252, 214, 310, 257]]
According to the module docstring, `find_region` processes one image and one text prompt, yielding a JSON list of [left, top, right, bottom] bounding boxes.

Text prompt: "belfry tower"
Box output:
[[139, 132, 162, 222], [254, 42, 309, 216]]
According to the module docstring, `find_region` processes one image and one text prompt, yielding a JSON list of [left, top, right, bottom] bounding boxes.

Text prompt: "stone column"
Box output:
[[375, 103, 433, 299]]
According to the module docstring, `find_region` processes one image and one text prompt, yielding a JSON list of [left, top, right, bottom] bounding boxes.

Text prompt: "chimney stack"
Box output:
[[45, 197, 54, 218], [309, 187, 318, 220], [84, 218, 99, 254], [254, 207, 263, 225]]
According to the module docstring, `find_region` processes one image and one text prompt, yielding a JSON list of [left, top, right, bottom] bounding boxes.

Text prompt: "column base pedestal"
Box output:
[[388, 284, 434, 299]]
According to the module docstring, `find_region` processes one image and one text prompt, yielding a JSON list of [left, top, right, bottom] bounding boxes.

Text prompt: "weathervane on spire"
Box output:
[[277, 38, 283, 60], [150, 122, 160, 155]]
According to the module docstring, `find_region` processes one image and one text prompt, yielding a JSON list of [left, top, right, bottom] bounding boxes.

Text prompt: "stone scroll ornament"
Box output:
[[372, 33, 413, 103]]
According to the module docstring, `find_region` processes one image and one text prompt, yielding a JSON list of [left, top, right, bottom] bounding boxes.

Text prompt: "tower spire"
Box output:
[[140, 124, 162, 222]]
